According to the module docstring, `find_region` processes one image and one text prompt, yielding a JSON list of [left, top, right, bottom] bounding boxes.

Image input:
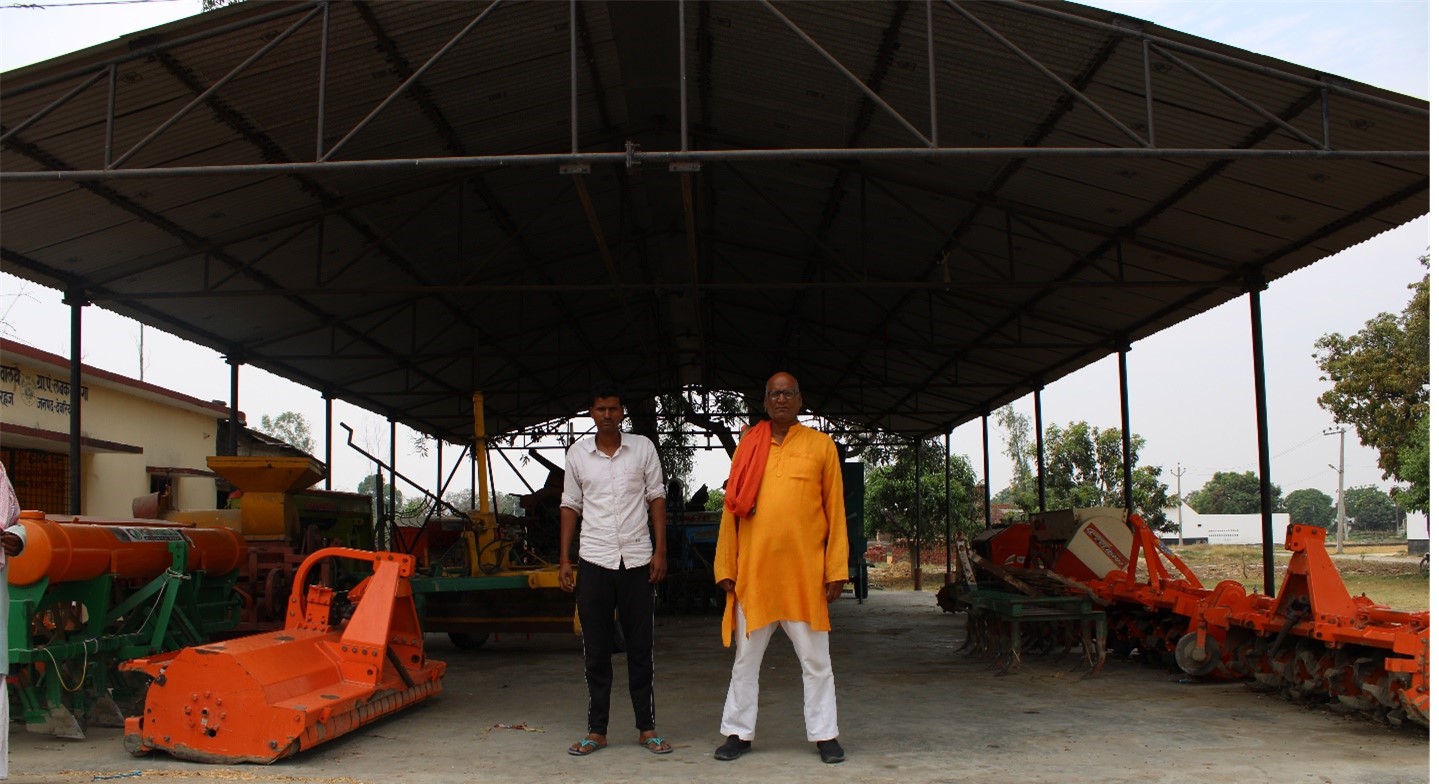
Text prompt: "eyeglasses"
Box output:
[[766, 389, 798, 401]]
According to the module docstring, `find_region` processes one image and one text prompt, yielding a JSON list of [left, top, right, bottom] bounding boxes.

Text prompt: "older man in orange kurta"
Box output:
[[713, 372, 849, 765]]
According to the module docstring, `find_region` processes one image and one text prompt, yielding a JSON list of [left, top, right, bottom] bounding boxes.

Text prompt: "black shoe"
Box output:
[[714, 735, 751, 761], [817, 738, 845, 764]]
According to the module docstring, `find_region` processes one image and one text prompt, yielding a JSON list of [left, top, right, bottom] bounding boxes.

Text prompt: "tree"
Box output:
[[1041, 422, 1172, 531], [705, 487, 725, 513], [1395, 413, 1429, 515], [357, 474, 403, 515], [1344, 485, 1398, 534], [1186, 471, 1284, 515], [1314, 256, 1429, 480], [443, 489, 477, 514], [1284, 488, 1336, 529], [656, 389, 754, 495], [993, 408, 1172, 531], [656, 393, 696, 496], [994, 405, 1037, 513], [258, 411, 315, 454], [863, 438, 979, 589]]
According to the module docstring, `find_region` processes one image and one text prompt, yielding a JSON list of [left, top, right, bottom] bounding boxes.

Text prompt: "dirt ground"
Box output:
[[7, 589, 1429, 784]]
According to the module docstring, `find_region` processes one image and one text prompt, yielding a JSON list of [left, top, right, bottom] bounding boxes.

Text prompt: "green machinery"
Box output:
[[7, 512, 247, 738]]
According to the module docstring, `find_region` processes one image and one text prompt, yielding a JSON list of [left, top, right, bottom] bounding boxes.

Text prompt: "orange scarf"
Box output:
[[723, 420, 772, 519]]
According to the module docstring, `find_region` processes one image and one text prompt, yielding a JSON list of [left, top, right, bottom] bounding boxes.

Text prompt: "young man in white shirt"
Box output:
[[558, 383, 671, 756]]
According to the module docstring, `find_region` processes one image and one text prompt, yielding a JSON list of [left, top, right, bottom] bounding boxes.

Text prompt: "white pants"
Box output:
[[2, 678, 8, 780], [2, 572, 9, 781], [720, 603, 838, 743]]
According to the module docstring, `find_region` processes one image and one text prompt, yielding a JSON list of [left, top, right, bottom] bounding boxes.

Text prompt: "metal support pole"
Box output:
[[1117, 343, 1134, 512], [678, 0, 689, 152], [1320, 85, 1331, 151], [226, 356, 241, 456], [104, 65, 116, 167], [1248, 276, 1276, 596], [388, 417, 397, 532], [1141, 38, 1155, 147], [1033, 386, 1046, 512], [913, 436, 922, 591], [981, 412, 992, 528], [944, 428, 953, 581], [63, 286, 87, 514], [437, 439, 443, 510], [9, 145, 1425, 184], [926, 0, 938, 146], [324, 393, 333, 490], [315, 0, 330, 161], [569, 0, 578, 154]]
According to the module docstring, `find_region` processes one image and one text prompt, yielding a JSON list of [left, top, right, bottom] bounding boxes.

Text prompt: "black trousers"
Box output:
[[576, 558, 656, 736]]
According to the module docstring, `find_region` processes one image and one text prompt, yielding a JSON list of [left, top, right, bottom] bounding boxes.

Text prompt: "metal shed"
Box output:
[[1, 0, 1427, 447]]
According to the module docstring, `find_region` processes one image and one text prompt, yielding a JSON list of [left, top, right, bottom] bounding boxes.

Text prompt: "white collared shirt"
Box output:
[[560, 432, 666, 570]]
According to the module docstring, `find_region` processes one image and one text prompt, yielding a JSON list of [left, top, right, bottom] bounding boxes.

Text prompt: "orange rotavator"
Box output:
[[120, 547, 445, 764], [965, 509, 1429, 728]]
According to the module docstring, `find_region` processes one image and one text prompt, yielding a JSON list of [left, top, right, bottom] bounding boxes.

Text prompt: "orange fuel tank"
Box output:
[[9, 511, 247, 587]]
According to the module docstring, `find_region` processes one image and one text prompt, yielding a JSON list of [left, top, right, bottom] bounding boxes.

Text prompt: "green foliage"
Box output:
[[657, 389, 752, 495], [443, 489, 477, 514], [1284, 487, 1336, 528], [357, 474, 403, 514], [258, 411, 315, 454], [995, 405, 1037, 513], [1344, 485, 1399, 533], [863, 439, 980, 551], [993, 408, 1172, 531], [1041, 422, 1172, 531], [705, 488, 725, 513], [1395, 413, 1429, 514], [1314, 257, 1429, 480], [657, 393, 695, 495], [1186, 471, 1284, 515]]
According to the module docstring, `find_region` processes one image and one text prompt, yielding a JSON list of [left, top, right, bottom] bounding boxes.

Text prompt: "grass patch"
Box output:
[[875, 543, 1430, 610], [1341, 573, 1430, 612]]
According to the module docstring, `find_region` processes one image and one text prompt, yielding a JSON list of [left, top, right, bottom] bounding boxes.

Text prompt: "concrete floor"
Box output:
[[9, 589, 1430, 784]]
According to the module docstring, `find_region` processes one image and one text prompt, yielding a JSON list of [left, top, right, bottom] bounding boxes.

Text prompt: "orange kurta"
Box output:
[[714, 423, 849, 646]]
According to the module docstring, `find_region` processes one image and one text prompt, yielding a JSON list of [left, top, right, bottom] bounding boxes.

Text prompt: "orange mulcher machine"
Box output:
[[120, 547, 445, 764]]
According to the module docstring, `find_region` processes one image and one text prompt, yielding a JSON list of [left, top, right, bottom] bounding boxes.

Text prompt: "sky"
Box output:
[[0, 0, 1431, 510]]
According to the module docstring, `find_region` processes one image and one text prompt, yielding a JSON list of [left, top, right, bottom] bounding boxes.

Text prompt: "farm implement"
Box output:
[[120, 547, 444, 764], [954, 508, 1428, 727], [7, 511, 247, 738]]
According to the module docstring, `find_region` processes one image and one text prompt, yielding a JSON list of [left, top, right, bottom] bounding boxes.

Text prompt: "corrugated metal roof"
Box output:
[[0, 0, 1427, 444]]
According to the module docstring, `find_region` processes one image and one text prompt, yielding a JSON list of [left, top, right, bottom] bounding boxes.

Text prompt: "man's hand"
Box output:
[[1, 530, 21, 558], [824, 580, 846, 603], [718, 578, 735, 593], [558, 562, 576, 592], [649, 552, 667, 584]]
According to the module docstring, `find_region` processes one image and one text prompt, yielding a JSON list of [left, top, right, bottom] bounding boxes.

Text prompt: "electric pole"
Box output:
[[1171, 463, 1186, 535], [1325, 427, 1347, 554]]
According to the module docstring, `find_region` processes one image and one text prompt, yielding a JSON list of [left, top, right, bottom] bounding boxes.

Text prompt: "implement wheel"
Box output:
[[1175, 632, 1222, 677]]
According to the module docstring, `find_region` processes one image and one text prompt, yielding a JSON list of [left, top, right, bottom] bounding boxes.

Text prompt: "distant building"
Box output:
[[0, 338, 304, 516], [1161, 501, 1291, 545], [1405, 511, 1429, 554]]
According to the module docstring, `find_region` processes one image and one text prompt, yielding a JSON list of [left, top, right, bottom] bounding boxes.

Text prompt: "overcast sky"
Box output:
[[0, 0, 1430, 508]]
